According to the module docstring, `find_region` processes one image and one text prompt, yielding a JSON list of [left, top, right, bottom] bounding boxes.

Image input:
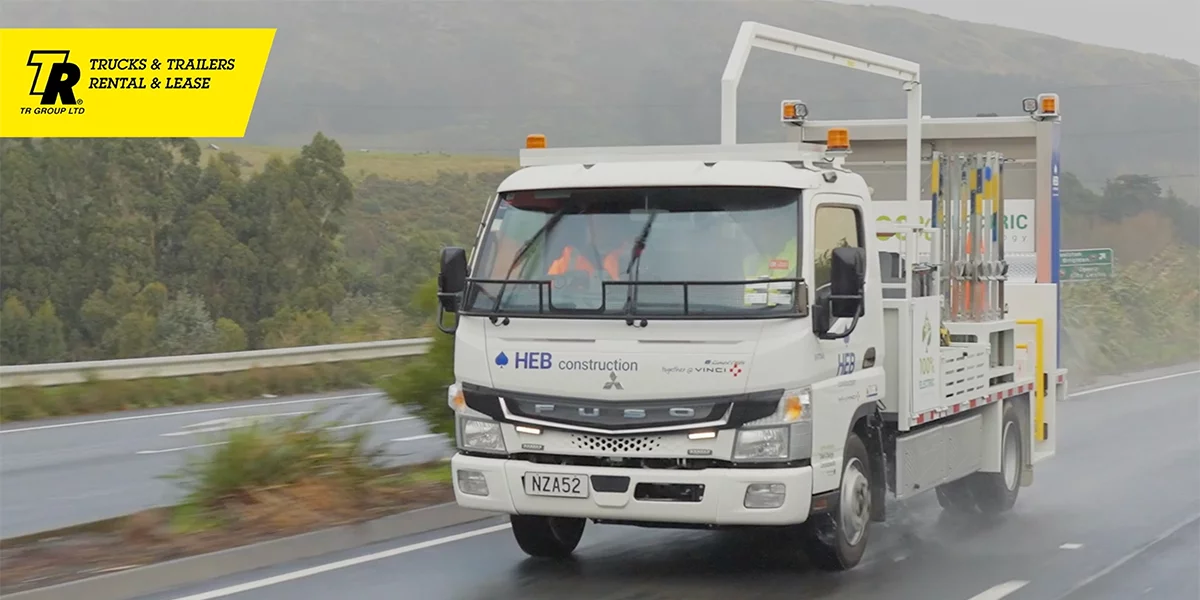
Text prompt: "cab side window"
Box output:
[[812, 204, 863, 290]]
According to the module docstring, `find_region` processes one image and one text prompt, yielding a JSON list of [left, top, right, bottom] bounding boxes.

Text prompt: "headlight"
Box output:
[[733, 426, 789, 460], [460, 417, 506, 453]]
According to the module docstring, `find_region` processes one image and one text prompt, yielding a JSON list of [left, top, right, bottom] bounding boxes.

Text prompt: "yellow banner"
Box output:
[[0, 28, 275, 138]]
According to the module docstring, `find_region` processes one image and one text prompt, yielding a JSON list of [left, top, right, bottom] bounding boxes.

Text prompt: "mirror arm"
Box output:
[[816, 291, 864, 340], [818, 311, 861, 340], [436, 290, 459, 308], [435, 303, 459, 334]]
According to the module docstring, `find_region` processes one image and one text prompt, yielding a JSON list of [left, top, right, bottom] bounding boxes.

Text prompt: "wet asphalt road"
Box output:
[[135, 370, 1200, 600], [0, 390, 452, 538]]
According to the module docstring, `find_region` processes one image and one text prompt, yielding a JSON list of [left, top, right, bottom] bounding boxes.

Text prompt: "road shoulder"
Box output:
[[2, 502, 498, 600]]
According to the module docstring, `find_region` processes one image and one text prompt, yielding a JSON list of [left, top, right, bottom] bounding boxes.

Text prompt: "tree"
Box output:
[[1, 296, 32, 364], [156, 292, 218, 355], [26, 300, 67, 363], [214, 318, 248, 352]]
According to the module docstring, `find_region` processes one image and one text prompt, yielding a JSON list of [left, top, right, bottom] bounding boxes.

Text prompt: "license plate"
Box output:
[[523, 472, 589, 498]]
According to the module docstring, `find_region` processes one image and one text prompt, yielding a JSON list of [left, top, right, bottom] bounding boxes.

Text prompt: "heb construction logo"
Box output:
[[26, 50, 83, 111], [0, 28, 276, 138]]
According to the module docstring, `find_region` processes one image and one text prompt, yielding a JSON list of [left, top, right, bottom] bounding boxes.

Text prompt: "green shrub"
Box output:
[[169, 414, 384, 511], [382, 277, 456, 439], [380, 331, 454, 438]]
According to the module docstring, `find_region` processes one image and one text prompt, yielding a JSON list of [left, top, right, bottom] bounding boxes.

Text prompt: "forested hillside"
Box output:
[[0, 136, 505, 363], [1, 135, 1196, 377], [4, 0, 1197, 200]]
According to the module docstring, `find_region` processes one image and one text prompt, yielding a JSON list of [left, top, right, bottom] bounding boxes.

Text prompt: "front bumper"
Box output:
[[451, 453, 813, 526]]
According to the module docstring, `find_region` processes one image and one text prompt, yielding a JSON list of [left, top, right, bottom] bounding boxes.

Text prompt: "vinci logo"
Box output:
[[27, 51, 83, 107]]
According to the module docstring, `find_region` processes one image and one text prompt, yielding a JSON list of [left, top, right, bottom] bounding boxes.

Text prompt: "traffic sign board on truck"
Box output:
[[433, 21, 1068, 571]]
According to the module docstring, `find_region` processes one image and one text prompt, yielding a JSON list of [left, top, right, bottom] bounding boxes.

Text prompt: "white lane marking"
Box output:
[[392, 433, 440, 442], [968, 580, 1029, 600], [1059, 542, 1083, 550], [161, 412, 312, 437], [329, 416, 416, 430], [167, 522, 512, 600], [1050, 513, 1200, 600], [0, 392, 382, 434], [1071, 369, 1200, 398], [143, 415, 415, 454], [136, 442, 226, 455]]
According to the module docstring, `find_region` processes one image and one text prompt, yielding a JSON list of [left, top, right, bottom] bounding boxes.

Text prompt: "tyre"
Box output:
[[935, 477, 977, 514], [510, 515, 586, 558], [966, 402, 1023, 515], [803, 433, 872, 571]]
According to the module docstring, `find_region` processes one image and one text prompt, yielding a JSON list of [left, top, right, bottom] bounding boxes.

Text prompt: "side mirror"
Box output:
[[437, 247, 469, 313], [829, 246, 866, 319]]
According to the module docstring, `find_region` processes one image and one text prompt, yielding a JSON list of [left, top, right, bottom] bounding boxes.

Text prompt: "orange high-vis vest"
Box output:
[[547, 246, 623, 280]]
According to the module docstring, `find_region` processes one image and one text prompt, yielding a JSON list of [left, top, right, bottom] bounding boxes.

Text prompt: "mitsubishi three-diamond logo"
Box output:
[[602, 371, 623, 390]]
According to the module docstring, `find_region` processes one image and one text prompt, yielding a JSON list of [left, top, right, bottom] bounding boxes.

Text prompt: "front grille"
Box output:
[[509, 452, 809, 470], [570, 433, 662, 454]]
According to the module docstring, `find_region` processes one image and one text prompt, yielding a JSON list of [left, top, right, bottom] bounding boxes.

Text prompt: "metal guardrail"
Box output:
[[0, 338, 433, 388]]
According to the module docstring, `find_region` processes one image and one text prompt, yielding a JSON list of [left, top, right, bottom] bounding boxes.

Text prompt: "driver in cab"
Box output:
[[545, 215, 632, 288], [742, 211, 797, 307]]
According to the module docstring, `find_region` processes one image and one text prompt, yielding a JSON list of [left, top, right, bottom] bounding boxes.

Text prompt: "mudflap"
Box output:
[[864, 410, 888, 522]]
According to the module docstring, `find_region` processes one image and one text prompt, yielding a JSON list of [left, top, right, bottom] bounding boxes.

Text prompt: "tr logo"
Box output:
[[602, 371, 623, 391], [27, 51, 82, 106]]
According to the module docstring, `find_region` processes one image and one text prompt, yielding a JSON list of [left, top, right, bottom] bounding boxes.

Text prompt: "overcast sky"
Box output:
[[827, 0, 1199, 65]]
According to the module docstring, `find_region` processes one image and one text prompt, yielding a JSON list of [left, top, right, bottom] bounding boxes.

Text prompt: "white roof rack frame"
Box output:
[[519, 141, 830, 167], [516, 23, 925, 203], [720, 21, 923, 206]]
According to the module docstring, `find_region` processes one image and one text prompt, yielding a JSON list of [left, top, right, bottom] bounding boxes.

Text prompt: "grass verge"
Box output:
[[1062, 244, 1200, 384], [0, 358, 409, 423], [0, 416, 454, 595]]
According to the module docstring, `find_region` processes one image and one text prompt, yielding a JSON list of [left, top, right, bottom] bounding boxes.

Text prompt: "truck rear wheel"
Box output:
[[510, 515, 586, 559], [967, 402, 1023, 515], [935, 478, 977, 514], [803, 433, 872, 571]]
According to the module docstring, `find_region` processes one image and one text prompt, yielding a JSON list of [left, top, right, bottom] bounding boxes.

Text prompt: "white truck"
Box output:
[[435, 22, 1069, 570]]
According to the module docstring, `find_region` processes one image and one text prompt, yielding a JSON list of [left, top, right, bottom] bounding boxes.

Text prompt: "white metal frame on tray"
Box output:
[[719, 21, 923, 213]]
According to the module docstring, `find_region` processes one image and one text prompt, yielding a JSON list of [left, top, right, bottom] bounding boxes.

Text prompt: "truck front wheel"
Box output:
[[510, 515, 586, 559], [803, 433, 872, 571]]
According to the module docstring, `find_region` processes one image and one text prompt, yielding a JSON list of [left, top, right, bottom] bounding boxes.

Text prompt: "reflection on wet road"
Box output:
[[140, 371, 1200, 600]]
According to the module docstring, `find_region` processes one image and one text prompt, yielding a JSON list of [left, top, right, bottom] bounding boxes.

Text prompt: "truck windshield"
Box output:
[[465, 185, 802, 317]]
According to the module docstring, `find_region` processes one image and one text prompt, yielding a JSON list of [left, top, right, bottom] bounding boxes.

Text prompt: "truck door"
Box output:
[[810, 198, 871, 374], [808, 195, 883, 494]]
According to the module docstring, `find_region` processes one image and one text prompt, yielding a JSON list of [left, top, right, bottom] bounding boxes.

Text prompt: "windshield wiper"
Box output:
[[491, 202, 576, 313], [621, 210, 658, 318]]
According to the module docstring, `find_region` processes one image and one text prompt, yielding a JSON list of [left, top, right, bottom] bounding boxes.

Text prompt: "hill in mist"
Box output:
[[4, 0, 1197, 198]]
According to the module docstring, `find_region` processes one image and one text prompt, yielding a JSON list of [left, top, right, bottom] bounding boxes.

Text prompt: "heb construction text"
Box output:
[[494, 351, 640, 372]]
